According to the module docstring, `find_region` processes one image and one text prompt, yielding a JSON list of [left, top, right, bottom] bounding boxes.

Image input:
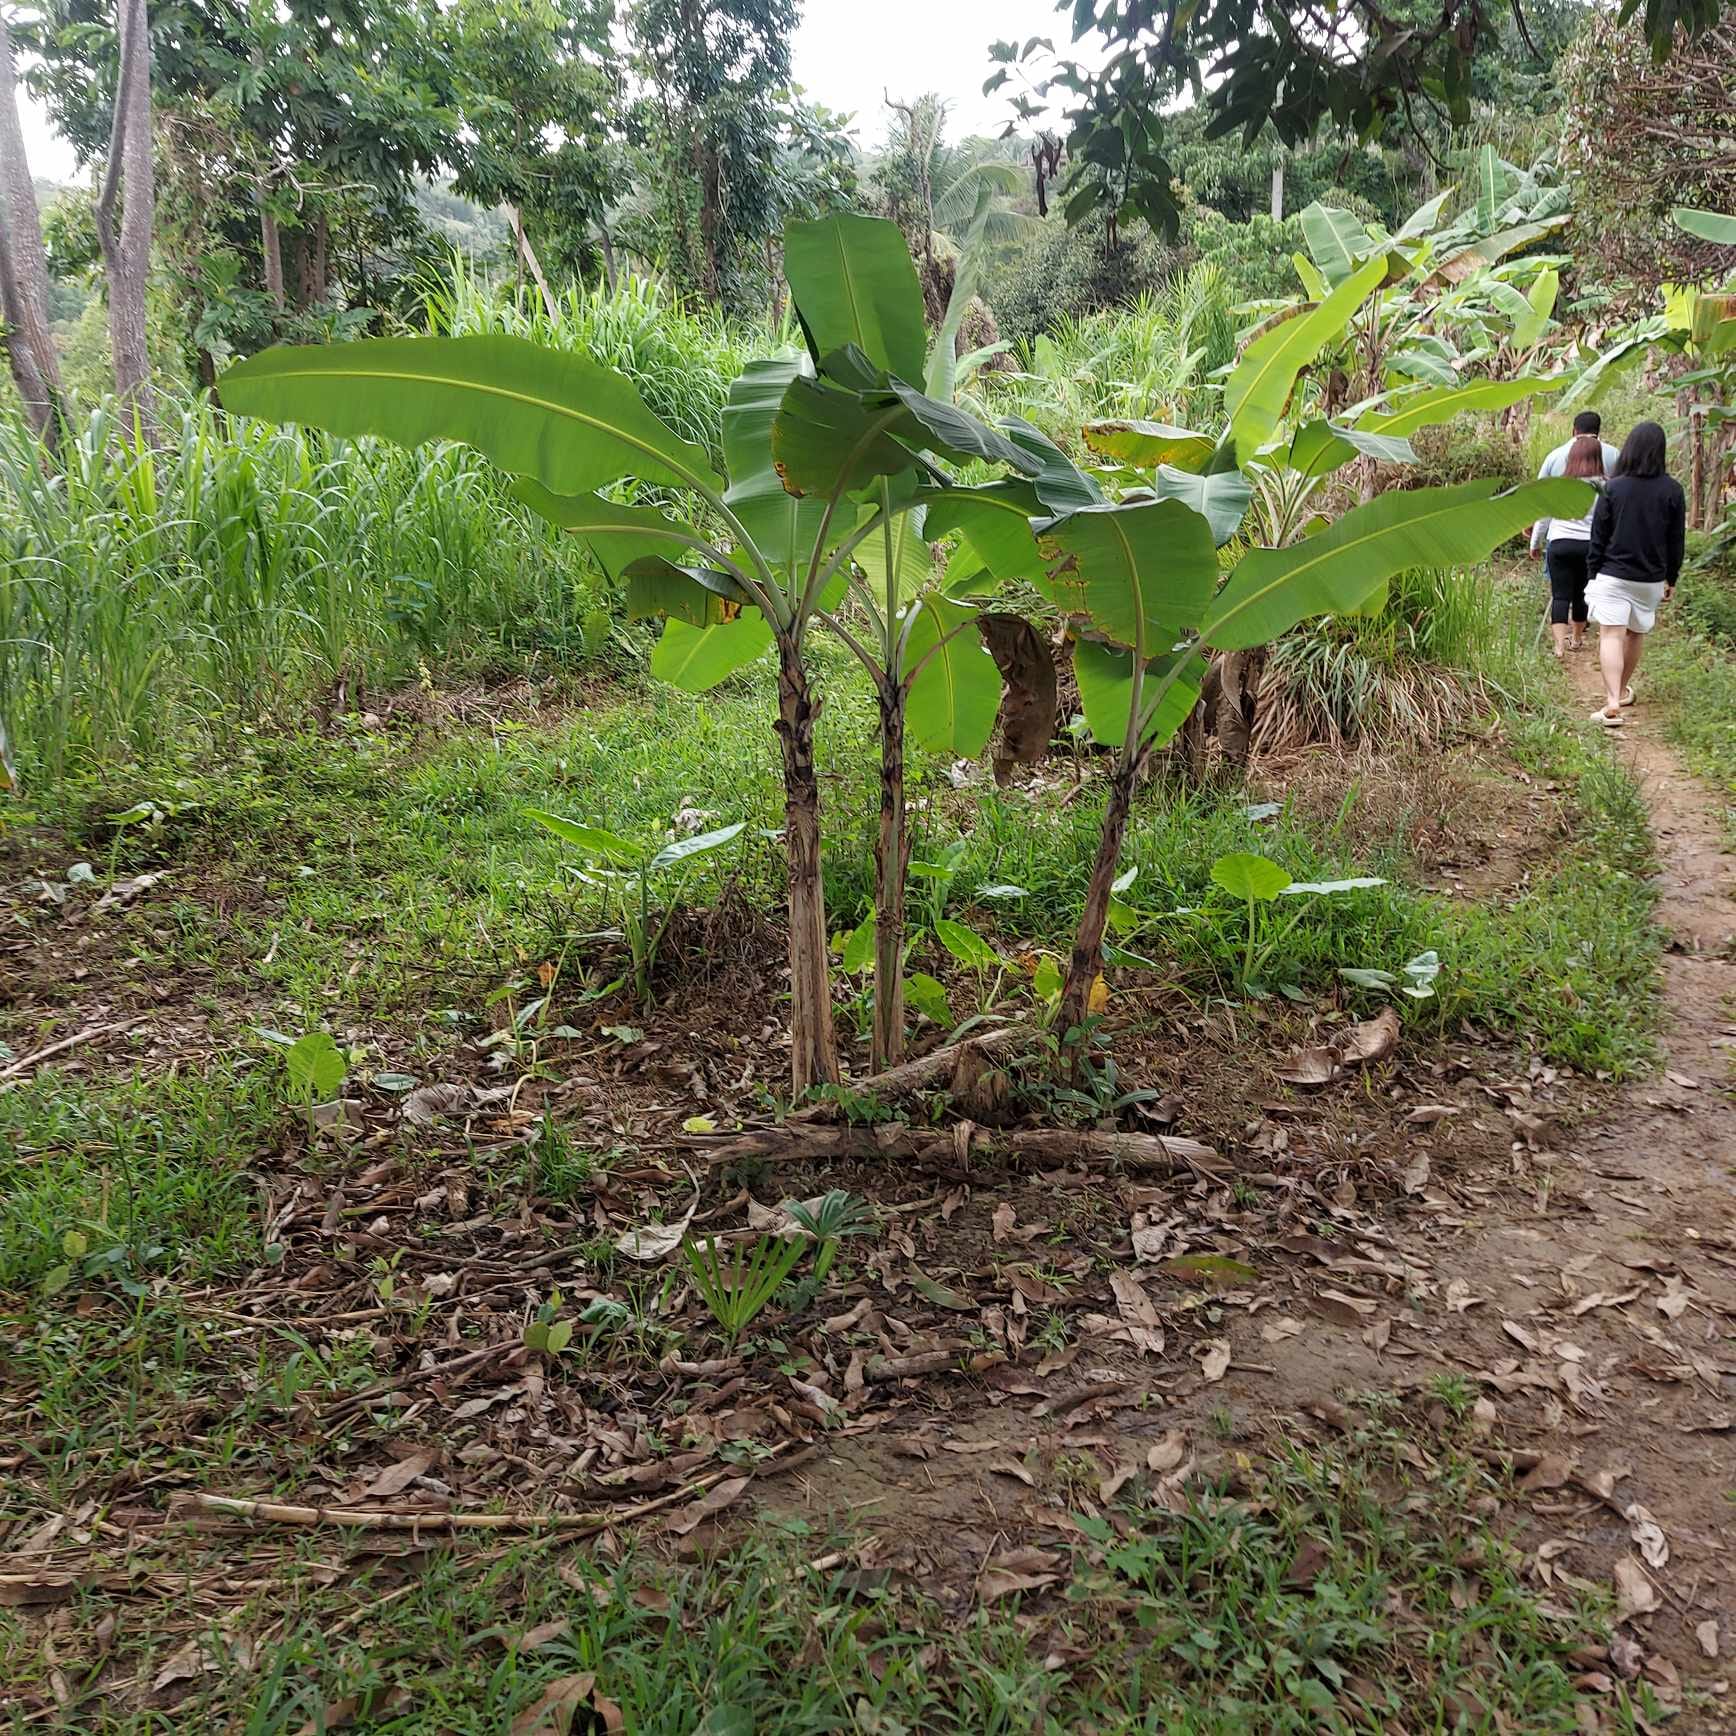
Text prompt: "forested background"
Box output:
[[4, 0, 1728, 409]]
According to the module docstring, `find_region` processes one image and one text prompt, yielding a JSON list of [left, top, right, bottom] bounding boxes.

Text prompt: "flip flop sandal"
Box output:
[[1590, 708, 1624, 728]]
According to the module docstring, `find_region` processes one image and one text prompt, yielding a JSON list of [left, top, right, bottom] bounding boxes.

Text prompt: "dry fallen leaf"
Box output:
[[0, 1572, 80, 1608], [1404, 1105, 1458, 1127], [510, 1672, 624, 1735], [1696, 1620, 1720, 1659], [986, 1457, 1035, 1487], [979, 1546, 1064, 1603], [1443, 1279, 1481, 1313], [663, 1475, 750, 1537], [1098, 1460, 1141, 1502], [1624, 1504, 1668, 1569], [361, 1450, 434, 1500], [1400, 1153, 1431, 1194], [1109, 1270, 1165, 1356], [1519, 1453, 1575, 1493], [1339, 1006, 1400, 1065], [1655, 1275, 1694, 1321], [1146, 1431, 1187, 1474], [1612, 1556, 1660, 1623], [991, 1202, 1017, 1245], [614, 1187, 699, 1262], [1275, 1045, 1339, 1087], [1259, 1316, 1304, 1344], [1197, 1339, 1231, 1383]]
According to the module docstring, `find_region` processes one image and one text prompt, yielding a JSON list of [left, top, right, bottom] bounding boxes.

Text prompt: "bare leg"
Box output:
[[1598, 626, 1627, 714], [1622, 632, 1645, 688], [1551, 620, 1569, 657]]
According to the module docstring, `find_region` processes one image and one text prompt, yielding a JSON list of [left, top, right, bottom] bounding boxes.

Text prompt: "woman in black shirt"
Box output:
[[1583, 421, 1686, 727]]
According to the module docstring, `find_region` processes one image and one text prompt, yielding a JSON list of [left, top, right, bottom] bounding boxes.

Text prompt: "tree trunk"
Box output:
[[508, 204, 559, 323], [1270, 156, 1285, 223], [598, 221, 618, 294], [870, 688, 909, 1072], [1057, 749, 1142, 1043], [695, 138, 722, 302], [0, 11, 63, 443], [774, 646, 840, 1093], [92, 0, 154, 431], [260, 208, 285, 306]]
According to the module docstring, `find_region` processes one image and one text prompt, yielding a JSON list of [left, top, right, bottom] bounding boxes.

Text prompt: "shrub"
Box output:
[[985, 220, 1183, 349], [1401, 416, 1531, 491]]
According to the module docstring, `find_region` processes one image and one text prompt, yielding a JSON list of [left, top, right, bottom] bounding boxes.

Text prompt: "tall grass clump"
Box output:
[[1258, 565, 1523, 750], [421, 255, 758, 461], [983, 263, 1236, 447], [0, 397, 613, 794]]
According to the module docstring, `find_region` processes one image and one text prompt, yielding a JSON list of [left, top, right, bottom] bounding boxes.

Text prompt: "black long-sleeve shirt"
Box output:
[[1585, 473, 1687, 588]]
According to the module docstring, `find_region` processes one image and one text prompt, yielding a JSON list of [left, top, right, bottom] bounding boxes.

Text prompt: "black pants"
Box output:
[[1547, 541, 1589, 626]]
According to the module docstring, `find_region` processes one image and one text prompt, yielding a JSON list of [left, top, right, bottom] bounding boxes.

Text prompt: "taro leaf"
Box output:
[[1081, 420, 1216, 471], [1210, 852, 1293, 902], [285, 1031, 349, 1102], [903, 595, 1001, 757], [648, 822, 746, 873], [840, 915, 876, 974], [525, 810, 640, 865], [649, 615, 774, 692], [934, 918, 998, 970], [904, 972, 953, 1027], [221, 334, 720, 497], [784, 212, 928, 385]]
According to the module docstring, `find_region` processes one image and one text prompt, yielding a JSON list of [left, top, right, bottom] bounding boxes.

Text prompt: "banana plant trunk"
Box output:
[[775, 645, 841, 1092], [1058, 748, 1143, 1053], [871, 685, 910, 1072]]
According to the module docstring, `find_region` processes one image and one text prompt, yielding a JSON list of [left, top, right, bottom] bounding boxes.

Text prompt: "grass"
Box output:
[[0, 1404, 1657, 1733], [1645, 534, 1736, 836]]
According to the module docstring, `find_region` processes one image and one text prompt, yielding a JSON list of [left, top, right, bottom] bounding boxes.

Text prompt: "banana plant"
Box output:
[[220, 214, 1057, 1088], [775, 214, 1091, 1070], [954, 469, 1594, 1046]]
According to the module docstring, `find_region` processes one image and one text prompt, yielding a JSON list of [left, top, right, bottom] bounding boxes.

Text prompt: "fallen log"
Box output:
[[693, 1122, 1225, 1177], [790, 1025, 1033, 1120]]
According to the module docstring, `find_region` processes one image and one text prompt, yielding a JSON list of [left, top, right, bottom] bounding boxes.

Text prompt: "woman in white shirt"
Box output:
[[1532, 434, 1606, 657]]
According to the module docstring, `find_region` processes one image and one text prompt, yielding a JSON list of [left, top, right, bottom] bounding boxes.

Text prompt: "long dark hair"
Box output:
[[1564, 434, 1605, 478], [1614, 421, 1667, 480]]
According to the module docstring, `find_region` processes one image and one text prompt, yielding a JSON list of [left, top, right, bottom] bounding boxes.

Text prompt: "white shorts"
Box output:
[[1586, 574, 1666, 634]]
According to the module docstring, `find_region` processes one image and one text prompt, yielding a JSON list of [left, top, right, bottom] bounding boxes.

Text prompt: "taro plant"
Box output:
[[222, 214, 1053, 1091], [1202, 852, 1387, 997], [525, 810, 744, 1008], [257, 1028, 351, 1134]]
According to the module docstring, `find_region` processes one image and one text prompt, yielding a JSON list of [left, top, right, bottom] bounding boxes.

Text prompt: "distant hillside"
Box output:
[[415, 181, 511, 258]]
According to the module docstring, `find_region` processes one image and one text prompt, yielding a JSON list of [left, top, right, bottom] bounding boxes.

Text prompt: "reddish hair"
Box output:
[[1565, 434, 1605, 478]]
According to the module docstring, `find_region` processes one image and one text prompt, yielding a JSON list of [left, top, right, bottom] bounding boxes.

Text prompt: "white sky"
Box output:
[[14, 0, 1069, 187]]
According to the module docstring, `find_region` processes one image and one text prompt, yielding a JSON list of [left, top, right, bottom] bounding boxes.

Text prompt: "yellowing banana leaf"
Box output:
[[1225, 255, 1387, 455]]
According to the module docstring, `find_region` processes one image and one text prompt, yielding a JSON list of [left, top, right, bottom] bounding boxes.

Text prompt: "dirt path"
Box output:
[[782, 660, 1736, 1720]]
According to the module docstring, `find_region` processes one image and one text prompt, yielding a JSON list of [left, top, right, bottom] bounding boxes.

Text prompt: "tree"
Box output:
[[628, 0, 850, 314], [986, 0, 1732, 236], [442, 0, 621, 299], [0, 5, 63, 440], [92, 0, 153, 423]]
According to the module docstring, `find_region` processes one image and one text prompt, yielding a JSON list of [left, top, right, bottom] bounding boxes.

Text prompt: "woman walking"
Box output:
[[1584, 421, 1685, 727], [1534, 433, 1607, 656]]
